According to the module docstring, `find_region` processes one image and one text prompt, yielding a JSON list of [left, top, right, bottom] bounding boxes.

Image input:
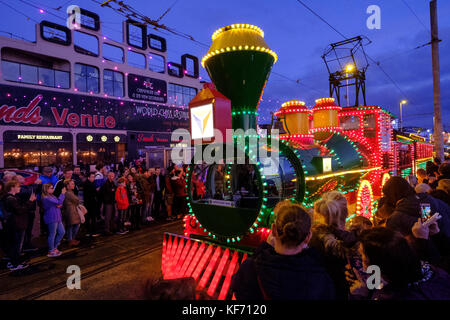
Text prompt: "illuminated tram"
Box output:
[[161, 23, 433, 299]]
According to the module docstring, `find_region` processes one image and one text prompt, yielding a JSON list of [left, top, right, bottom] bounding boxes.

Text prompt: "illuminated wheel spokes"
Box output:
[[357, 180, 373, 219], [381, 172, 390, 195]]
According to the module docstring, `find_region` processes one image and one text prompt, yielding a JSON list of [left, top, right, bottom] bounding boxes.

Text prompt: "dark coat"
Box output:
[[416, 193, 450, 238], [153, 174, 166, 193], [99, 179, 116, 204], [430, 190, 450, 207], [386, 194, 421, 236], [231, 242, 336, 300], [371, 264, 450, 300], [309, 224, 358, 300], [83, 180, 99, 209], [4, 193, 33, 231]]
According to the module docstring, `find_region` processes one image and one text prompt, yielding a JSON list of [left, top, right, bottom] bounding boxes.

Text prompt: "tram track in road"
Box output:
[[0, 220, 184, 300], [19, 242, 162, 300]]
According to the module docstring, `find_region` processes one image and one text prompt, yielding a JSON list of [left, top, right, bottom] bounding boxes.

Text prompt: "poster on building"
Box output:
[[127, 74, 167, 103]]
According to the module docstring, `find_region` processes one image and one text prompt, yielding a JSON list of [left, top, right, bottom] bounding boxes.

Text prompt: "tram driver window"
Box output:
[[75, 63, 99, 93], [341, 115, 360, 131]]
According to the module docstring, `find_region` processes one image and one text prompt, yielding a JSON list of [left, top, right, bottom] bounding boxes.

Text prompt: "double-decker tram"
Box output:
[[0, 8, 202, 169]]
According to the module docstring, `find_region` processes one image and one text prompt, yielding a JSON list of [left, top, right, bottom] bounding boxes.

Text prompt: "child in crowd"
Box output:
[[115, 177, 129, 234]]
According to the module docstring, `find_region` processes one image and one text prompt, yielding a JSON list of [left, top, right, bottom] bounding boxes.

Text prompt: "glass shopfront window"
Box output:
[[77, 133, 126, 165], [3, 131, 73, 168]]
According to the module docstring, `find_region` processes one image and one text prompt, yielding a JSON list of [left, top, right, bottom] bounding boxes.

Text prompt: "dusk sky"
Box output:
[[0, 0, 449, 130]]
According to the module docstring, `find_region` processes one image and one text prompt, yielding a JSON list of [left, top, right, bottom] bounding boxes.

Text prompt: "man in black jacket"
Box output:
[[152, 167, 166, 219], [54, 166, 75, 197], [83, 172, 100, 237], [100, 171, 116, 235], [4, 180, 36, 271]]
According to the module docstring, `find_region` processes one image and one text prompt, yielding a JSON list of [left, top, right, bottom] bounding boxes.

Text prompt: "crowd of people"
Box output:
[[0, 160, 199, 271], [229, 158, 450, 300], [143, 158, 450, 300], [1, 157, 450, 300]]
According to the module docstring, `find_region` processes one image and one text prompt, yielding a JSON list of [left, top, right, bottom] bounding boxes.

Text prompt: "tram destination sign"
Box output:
[[0, 85, 187, 132]]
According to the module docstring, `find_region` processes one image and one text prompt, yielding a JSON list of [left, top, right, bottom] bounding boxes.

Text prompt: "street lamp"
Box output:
[[345, 64, 354, 106], [400, 100, 407, 131]]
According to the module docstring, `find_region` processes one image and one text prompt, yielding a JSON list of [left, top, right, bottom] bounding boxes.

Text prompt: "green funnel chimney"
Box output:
[[202, 24, 277, 131]]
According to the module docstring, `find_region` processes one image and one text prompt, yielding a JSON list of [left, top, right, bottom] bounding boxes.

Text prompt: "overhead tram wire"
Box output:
[[91, 0, 316, 96], [0, 0, 39, 23], [293, 0, 421, 107], [401, 0, 431, 33]]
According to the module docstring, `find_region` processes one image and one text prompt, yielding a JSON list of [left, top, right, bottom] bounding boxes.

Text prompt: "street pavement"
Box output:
[[0, 220, 184, 300]]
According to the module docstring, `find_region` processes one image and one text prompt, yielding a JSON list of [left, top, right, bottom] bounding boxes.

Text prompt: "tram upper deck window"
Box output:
[[55, 70, 70, 89], [149, 53, 165, 73], [39, 67, 55, 87], [341, 115, 360, 131], [75, 63, 99, 93], [104, 69, 124, 97], [102, 43, 124, 63], [2, 60, 70, 89], [20, 64, 38, 84], [127, 51, 146, 69], [74, 31, 99, 57], [168, 83, 197, 107], [2, 60, 20, 81]]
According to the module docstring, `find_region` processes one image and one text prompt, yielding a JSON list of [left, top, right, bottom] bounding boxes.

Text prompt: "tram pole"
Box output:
[[430, 0, 444, 161]]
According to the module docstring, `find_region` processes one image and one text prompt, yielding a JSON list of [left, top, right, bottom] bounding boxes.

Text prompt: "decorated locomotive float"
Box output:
[[161, 24, 433, 299]]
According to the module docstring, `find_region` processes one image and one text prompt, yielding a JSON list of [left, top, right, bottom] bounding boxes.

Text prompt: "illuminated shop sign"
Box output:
[[4, 131, 72, 143], [0, 85, 188, 131], [17, 134, 63, 140]]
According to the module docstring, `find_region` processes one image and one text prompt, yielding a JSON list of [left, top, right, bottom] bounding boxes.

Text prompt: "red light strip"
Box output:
[[173, 239, 192, 278], [218, 250, 239, 300], [180, 241, 198, 278], [198, 246, 222, 290], [207, 248, 230, 297], [191, 244, 214, 281], [167, 237, 185, 279], [162, 234, 173, 277], [161, 234, 168, 276], [165, 236, 179, 279], [184, 242, 205, 278]]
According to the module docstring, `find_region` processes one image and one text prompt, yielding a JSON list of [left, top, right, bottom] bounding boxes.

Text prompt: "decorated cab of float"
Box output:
[[161, 23, 433, 299]]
